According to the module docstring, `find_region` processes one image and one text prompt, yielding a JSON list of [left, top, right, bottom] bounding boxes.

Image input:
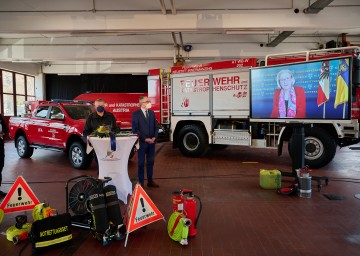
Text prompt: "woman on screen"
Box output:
[[270, 69, 306, 118]]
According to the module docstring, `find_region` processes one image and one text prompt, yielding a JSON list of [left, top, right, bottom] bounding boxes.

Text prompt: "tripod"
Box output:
[[280, 124, 329, 192]]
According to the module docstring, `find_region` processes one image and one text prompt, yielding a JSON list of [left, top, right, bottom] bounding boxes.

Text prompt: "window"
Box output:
[[1, 69, 36, 116], [3, 94, 14, 116], [2, 71, 13, 94], [16, 74, 25, 95], [50, 106, 64, 120], [26, 76, 35, 98], [16, 96, 26, 117], [63, 105, 93, 120], [35, 106, 49, 118]]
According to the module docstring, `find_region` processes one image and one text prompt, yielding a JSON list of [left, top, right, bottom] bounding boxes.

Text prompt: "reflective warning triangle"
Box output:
[[126, 183, 164, 233], [0, 176, 40, 214]]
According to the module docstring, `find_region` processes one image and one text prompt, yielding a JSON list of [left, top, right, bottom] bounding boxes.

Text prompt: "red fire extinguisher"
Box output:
[[172, 189, 202, 237]]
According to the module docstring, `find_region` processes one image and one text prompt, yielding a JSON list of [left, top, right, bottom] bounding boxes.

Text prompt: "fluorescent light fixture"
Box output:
[[111, 60, 147, 64], [12, 59, 42, 63], [131, 72, 148, 75], [57, 73, 81, 76], [225, 30, 275, 35]]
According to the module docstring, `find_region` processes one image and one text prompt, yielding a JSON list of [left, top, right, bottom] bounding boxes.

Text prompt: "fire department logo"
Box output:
[[101, 150, 120, 161], [181, 98, 189, 108]]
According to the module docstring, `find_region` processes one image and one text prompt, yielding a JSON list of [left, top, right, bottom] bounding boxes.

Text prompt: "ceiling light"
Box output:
[[111, 60, 147, 64], [57, 73, 81, 76], [225, 30, 275, 35], [12, 59, 42, 63]]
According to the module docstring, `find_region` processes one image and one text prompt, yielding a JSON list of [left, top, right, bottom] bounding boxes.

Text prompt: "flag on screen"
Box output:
[[334, 59, 349, 109], [317, 61, 330, 107]]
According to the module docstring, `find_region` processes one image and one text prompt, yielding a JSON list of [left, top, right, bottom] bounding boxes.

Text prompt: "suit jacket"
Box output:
[[270, 86, 306, 118], [0, 114, 7, 134], [132, 109, 159, 143]]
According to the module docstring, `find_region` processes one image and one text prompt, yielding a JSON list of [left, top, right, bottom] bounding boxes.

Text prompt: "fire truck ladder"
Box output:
[[160, 69, 171, 125]]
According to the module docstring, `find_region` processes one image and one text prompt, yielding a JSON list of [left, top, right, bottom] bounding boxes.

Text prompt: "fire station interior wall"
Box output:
[[45, 74, 148, 100], [0, 62, 45, 100], [0, 62, 41, 76]]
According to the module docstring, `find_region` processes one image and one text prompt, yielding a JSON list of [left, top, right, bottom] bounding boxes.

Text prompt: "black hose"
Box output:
[[194, 195, 202, 229]]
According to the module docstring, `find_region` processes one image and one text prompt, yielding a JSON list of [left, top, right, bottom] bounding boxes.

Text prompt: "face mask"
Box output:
[[146, 103, 152, 109], [96, 106, 105, 113]]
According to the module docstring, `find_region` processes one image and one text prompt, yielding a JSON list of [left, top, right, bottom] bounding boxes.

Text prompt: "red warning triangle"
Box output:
[[0, 176, 40, 214], [126, 184, 164, 233]]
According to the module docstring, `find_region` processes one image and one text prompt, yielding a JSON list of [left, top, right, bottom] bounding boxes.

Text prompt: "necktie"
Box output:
[[145, 110, 149, 119]]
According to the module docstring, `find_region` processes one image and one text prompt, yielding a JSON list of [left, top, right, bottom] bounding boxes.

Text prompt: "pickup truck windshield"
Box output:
[[63, 105, 93, 120]]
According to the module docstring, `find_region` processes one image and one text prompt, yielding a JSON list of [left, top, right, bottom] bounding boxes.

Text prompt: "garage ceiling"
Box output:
[[0, 0, 359, 74]]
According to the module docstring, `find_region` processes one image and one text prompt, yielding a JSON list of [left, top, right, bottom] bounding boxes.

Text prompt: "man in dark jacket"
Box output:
[[132, 96, 159, 188], [83, 98, 119, 136], [0, 114, 8, 197]]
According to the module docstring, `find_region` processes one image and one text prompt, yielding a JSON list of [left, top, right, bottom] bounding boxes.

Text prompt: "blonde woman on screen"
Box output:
[[270, 70, 306, 118]]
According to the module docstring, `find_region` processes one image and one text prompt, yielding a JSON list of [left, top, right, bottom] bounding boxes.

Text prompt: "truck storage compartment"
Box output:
[[213, 129, 250, 146]]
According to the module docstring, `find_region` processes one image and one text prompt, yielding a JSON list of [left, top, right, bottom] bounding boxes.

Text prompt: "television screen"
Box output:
[[250, 57, 352, 122]]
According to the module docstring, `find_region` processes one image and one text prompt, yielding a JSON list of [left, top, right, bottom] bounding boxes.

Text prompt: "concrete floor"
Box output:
[[1, 140, 360, 256]]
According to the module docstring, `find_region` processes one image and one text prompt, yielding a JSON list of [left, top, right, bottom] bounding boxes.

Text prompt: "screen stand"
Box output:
[[280, 124, 329, 192]]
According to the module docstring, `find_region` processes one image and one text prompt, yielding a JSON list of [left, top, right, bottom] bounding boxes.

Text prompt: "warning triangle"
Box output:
[[0, 176, 40, 214], [126, 184, 164, 233]]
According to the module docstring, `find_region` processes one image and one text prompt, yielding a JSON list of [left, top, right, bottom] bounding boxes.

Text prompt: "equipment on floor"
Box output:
[[6, 215, 32, 244], [259, 169, 281, 189], [65, 175, 126, 246], [0, 209, 4, 224], [29, 213, 72, 254], [32, 202, 57, 221], [171, 189, 202, 237], [277, 183, 298, 195], [167, 212, 191, 245]]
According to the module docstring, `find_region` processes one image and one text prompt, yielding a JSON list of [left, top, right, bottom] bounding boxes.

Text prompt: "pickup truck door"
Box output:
[[47, 106, 68, 149], [30, 106, 50, 145]]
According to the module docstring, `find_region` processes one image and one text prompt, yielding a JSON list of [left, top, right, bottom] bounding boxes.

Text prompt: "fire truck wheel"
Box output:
[[69, 142, 92, 169], [16, 136, 34, 158], [178, 124, 208, 157], [288, 127, 337, 169]]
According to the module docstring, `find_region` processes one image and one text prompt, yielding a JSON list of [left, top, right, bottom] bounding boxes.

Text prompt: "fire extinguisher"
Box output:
[[172, 189, 202, 237]]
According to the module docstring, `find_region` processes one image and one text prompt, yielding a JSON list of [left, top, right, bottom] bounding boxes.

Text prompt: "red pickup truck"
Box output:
[[9, 100, 95, 169]]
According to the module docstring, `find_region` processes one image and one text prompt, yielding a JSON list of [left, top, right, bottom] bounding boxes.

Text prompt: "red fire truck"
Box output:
[[148, 46, 360, 169]]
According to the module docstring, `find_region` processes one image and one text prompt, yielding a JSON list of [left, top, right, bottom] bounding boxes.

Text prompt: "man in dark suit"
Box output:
[[132, 96, 159, 188]]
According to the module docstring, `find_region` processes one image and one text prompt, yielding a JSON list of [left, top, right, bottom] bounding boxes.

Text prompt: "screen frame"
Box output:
[[249, 56, 353, 124]]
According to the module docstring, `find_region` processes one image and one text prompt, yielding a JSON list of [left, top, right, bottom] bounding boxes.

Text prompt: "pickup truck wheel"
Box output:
[[69, 142, 92, 169], [288, 127, 337, 169], [16, 136, 34, 158], [178, 124, 208, 157]]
